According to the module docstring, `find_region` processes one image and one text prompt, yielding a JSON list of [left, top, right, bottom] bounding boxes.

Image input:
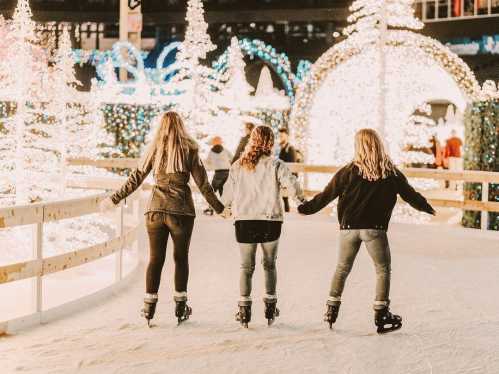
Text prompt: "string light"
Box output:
[[463, 81, 498, 231], [212, 38, 297, 99], [290, 0, 481, 166]]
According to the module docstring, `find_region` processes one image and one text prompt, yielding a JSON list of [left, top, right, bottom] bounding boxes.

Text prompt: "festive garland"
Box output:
[[463, 98, 498, 231]]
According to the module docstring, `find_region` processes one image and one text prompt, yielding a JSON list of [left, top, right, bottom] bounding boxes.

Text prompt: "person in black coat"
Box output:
[[232, 122, 255, 164], [278, 127, 298, 212], [298, 128, 435, 334]]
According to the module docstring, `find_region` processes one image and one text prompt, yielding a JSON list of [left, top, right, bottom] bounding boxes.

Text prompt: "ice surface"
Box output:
[[1, 214, 498, 374]]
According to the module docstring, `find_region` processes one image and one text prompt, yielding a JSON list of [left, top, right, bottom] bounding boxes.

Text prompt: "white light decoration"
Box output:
[[48, 26, 81, 197], [253, 65, 290, 112], [215, 36, 255, 111], [290, 0, 481, 173], [172, 0, 219, 137], [8, 0, 48, 204], [481, 80, 499, 100]]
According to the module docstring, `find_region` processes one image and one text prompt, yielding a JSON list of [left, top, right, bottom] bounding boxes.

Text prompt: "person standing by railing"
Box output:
[[298, 129, 435, 334], [203, 136, 233, 216], [232, 122, 255, 164], [222, 125, 306, 327], [278, 127, 299, 213], [100, 111, 224, 327]]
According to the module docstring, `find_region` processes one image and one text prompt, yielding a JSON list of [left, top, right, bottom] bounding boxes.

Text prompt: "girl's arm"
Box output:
[[276, 160, 305, 204], [221, 166, 236, 210], [396, 169, 435, 215], [191, 149, 225, 214], [297, 166, 348, 215], [110, 155, 153, 205]]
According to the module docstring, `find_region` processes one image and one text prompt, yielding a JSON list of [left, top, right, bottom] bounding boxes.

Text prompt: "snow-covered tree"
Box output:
[[8, 0, 46, 203], [403, 114, 435, 166], [344, 0, 423, 38], [216, 37, 254, 110], [173, 0, 217, 138], [46, 26, 81, 196], [341, 0, 424, 145]]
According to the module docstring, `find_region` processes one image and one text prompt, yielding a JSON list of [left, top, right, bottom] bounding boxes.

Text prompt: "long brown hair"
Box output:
[[141, 111, 192, 174], [239, 125, 274, 171], [353, 128, 396, 181]]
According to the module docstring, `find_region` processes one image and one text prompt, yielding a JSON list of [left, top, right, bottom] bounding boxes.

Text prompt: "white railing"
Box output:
[[0, 184, 148, 334], [1, 158, 497, 333], [68, 157, 499, 231]]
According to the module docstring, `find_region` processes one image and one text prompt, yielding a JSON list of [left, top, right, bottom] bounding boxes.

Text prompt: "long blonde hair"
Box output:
[[141, 111, 192, 174], [239, 126, 274, 171], [353, 129, 396, 181]]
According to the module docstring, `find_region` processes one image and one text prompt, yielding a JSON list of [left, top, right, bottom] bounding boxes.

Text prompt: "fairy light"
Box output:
[[172, 0, 218, 137], [215, 37, 255, 111], [290, 0, 481, 169]]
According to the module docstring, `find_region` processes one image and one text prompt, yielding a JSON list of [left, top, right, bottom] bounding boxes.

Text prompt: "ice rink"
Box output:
[[1, 214, 499, 374]]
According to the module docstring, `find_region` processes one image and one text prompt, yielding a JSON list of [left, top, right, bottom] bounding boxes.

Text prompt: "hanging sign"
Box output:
[[128, 0, 141, 10]]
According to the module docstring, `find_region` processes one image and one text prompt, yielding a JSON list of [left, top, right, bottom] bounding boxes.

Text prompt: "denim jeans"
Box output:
[[329, 230, 391, 309], [145, 212, 195, 296], [239, 240, 279, 305]]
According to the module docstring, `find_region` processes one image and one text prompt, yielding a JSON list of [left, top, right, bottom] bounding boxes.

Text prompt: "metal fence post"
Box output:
[[32, 221, 43, 319], [481, 182, 489, 231]]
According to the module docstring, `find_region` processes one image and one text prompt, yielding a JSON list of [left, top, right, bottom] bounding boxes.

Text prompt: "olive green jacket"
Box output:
[[111, 142, 224, 216]]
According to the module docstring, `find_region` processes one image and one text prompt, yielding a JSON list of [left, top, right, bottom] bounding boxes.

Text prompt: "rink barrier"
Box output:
[[0, 185, 148, 334], [67, 157, 499, 230]]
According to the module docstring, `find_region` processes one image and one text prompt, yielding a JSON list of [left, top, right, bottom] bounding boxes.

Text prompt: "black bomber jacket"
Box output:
[[298, 163, 435, 230]]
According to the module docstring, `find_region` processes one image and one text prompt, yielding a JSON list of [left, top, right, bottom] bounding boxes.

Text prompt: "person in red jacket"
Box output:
[[298, 129, 435, 334], [444, 130, 463, 190]]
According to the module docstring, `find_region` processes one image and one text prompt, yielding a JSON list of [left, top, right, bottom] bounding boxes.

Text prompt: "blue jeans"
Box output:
[[239, 240, 279, 305], [329, 230, 391, 310]]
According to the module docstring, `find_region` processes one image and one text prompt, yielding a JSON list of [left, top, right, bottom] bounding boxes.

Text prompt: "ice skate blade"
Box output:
[[267, 319, 274, 326], [376, 323, 402, 334]]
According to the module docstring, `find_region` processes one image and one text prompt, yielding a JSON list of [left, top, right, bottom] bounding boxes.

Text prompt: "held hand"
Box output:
[[297, 203, 307, 216], [99, 198, 115, 212], [219, 207, 232, 219]]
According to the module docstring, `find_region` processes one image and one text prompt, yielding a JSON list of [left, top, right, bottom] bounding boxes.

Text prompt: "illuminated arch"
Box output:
[[290, 30, 481, 161]]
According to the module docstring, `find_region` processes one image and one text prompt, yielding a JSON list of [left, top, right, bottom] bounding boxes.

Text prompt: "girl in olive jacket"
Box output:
[[101, 112, 224, 326]]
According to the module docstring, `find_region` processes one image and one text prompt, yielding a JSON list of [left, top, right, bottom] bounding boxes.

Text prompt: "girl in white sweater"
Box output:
[[222, 126, 305, 327]]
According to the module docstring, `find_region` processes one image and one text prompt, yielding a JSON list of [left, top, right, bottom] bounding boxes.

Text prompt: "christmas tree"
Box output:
[[216, 37, 254, 110], [9, 0, 45, 203], [173, 0, 218, 139], [344, 0, 423, 38]]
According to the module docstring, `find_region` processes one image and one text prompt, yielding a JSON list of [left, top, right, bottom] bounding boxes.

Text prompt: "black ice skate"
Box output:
[[141, 294, 158, 328], [175, 300, 192, 325], [264, 301, 280, 326], [203, 208, 214, 216], [235, 302, 252, 328], [324, 303, 340, 329], [374, 307, 402, 334]]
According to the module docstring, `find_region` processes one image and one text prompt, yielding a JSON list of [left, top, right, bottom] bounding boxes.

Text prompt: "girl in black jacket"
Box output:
[[298, 129, 435, 334]]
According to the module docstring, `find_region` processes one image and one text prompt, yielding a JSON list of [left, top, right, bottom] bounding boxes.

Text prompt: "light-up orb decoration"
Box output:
[[290, 31, 480, 177]]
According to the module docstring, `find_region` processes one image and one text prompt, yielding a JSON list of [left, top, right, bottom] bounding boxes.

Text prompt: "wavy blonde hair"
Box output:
[[353, 129, 396, 181], [141, 111, 192, 174], [239, 126, 274, 171]]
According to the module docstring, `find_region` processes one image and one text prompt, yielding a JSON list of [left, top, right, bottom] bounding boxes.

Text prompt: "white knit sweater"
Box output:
[[222, 156, 305, 221]]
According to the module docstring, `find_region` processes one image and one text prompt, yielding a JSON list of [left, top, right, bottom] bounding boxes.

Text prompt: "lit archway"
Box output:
[[290, 31, 480, 166]]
